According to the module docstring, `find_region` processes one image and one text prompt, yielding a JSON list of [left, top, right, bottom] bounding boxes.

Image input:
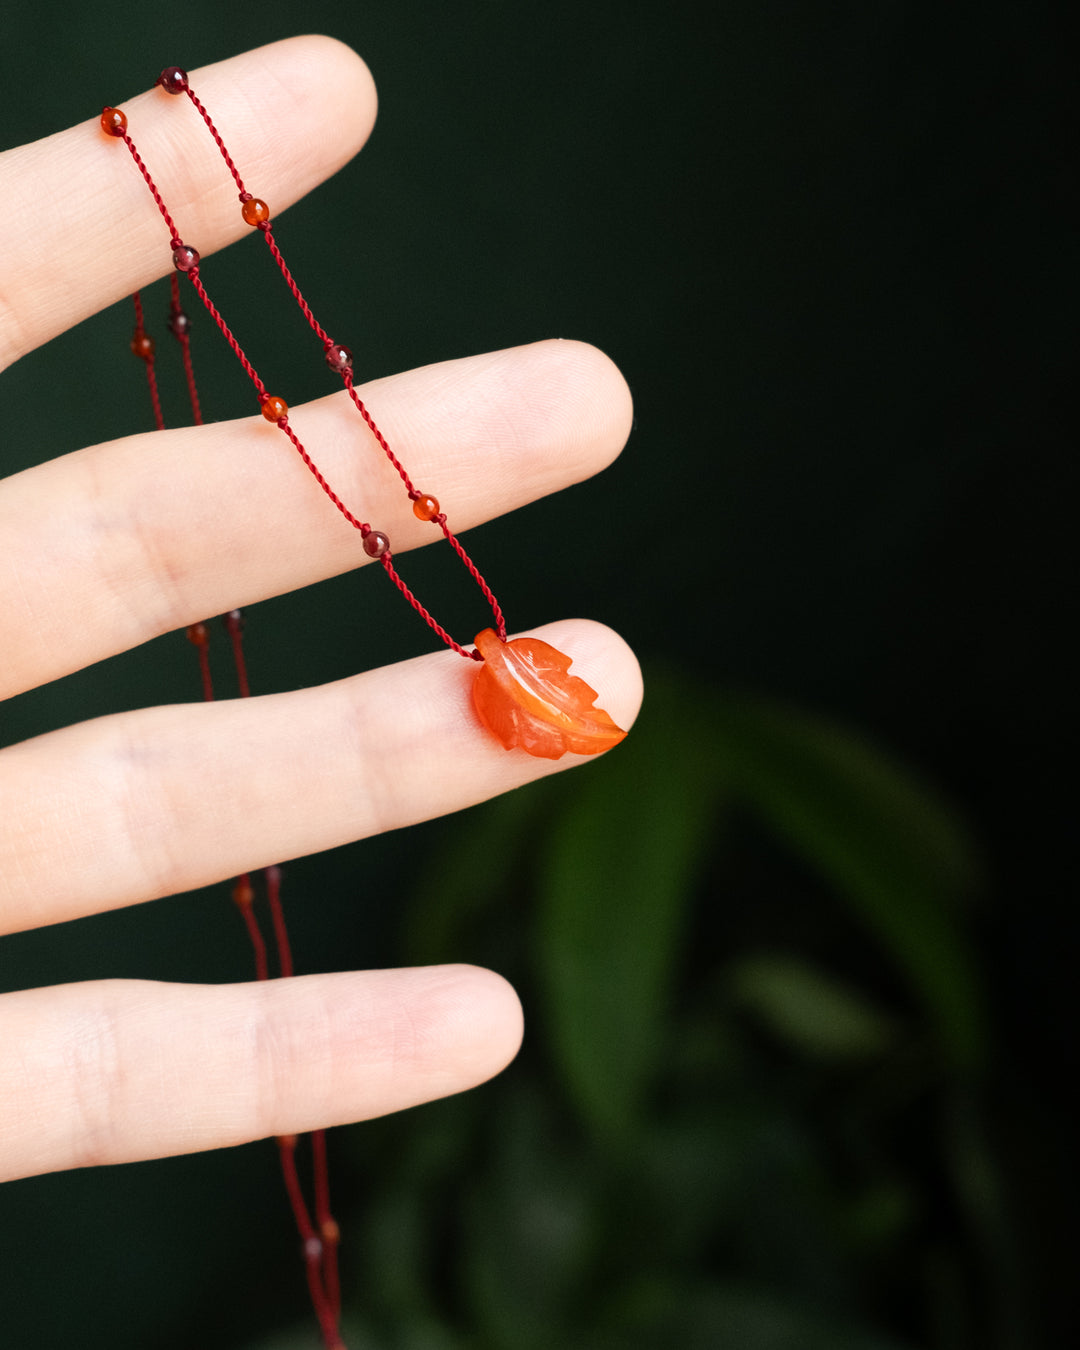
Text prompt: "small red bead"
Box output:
[[324, 343, 353, 374], [232, 878, 254, 908], [159, 67, 189, 95], [186, 622, 208, 646], [241, 197, 270, 226], [362, 530, 390, 558], [172, 244, 199, 272], [166, 309, 191, 338], [100, 107, 127, 137], [412, 494, 440, 521], [130, 331, 155, 362], [261, 395, 289, 422]]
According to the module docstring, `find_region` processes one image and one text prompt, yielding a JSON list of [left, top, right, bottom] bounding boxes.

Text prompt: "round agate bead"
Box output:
[[261, 395, 289, 422], [159, 68, 189, 95], [172, 244, 200, 272], [241, 197, 269, 226], [100, 107, 127, 137], [324, 343, 353, 374], [362, 530, 390, 558]]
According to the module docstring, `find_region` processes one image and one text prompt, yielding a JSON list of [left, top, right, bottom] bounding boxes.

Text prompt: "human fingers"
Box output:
[[0, 965, 523, 1181], [0, 619, 641, 937], [0, 340, 632, 699], [0, 35, 376, 371]]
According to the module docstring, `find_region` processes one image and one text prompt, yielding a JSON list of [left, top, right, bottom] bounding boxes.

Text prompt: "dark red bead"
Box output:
[[186, 622, 208, 646], [159, 67, 189, 95], [100, 107, 127, 137], [172, 244, 199, 272], [166, 309, 191, 337], [362, 530, 390, 558], [324, 343, 353, 374]]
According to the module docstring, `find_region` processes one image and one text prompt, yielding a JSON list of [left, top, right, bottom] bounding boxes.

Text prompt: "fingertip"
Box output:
[[528, 617, 645, 736], [563, 339, 635, 476], [518, 339, 635, 481], [233, 35, 378, 179], [0, 37, 381, 367], [428, 963, 525, 1084]]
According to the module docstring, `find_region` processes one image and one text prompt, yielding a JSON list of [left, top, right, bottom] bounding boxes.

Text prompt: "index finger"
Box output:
[[0, 35, 376, 371]]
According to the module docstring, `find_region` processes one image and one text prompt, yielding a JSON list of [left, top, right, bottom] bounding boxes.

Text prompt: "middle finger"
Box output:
[[0, 618, 639, 936], [0, 339, 631, 698]]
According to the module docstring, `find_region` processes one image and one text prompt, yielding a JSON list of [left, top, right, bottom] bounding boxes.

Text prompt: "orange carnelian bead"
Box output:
[[232, 878, 254, 908], [101, 107, 127, 137], [261, 395, 289, 422], [130, 332, 155, 361], [241, 197, 270, 226], [412, 494, 440, 521], [186, 622, 208, 646]]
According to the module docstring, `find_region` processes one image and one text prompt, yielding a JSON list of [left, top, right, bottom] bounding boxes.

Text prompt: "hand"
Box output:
[[0, 36, 640, 1183]]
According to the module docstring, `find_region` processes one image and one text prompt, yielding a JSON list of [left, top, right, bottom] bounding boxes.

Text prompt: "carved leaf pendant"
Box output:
[[471, 628, 628, 760]]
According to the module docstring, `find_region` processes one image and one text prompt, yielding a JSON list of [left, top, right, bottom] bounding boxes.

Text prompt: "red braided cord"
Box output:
[[276, 419, 372, 534], [260, 224, 334, 347], [131, 290, 165, 431], [342, 378, 418, 494], [170, 274, 203, 425], [438, 518, 507, 642], [277, 1134, 343, 1348], [165, 80, 507, 655], [119, 130, 184, 246], [124, 212, 344, 1349], [183, 86, 248, 196], [264, 864, 294, 979], [379, 554, 483, 660], [311, 1128, 342, 1320], [183, 268, 268, 397], [232, 876, 270, 982]]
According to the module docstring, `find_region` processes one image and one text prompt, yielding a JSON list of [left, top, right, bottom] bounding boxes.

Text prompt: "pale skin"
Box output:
[[0, 36, 641, 1183]]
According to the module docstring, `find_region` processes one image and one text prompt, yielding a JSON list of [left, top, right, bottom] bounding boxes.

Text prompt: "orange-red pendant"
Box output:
[[471, 628, 627, 760]]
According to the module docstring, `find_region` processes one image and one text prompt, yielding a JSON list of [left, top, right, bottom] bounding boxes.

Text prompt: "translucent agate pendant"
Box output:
[[471, 628, 627, 760]]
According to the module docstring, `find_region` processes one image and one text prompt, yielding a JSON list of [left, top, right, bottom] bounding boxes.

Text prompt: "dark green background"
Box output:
[[1, 3, 1073, 1348]]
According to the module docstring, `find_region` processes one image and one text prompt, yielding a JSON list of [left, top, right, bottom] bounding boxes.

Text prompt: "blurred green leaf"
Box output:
[[462, 1082, 597, 1350], [709, 692, 985, 1069], [536, 677, 722, 1144], [403, 781, 558, 965], [593, 1279, 918, 1350], [727, 952, 897, 1061], [842, 1180, 917, 1250], [351, 1095, 482, 1334]]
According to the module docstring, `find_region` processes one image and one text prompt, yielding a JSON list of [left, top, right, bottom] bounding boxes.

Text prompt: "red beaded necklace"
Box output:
[[101, 67, 627, 761], [98, 66, 628, 1349]]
